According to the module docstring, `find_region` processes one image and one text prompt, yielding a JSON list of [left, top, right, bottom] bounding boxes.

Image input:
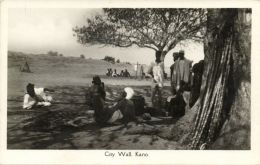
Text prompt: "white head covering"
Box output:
[[124, 87, 135, 100], [46, 96, 53, 102]]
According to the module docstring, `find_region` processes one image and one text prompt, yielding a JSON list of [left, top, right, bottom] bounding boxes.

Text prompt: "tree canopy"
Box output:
[[73, 8, 207, 58]]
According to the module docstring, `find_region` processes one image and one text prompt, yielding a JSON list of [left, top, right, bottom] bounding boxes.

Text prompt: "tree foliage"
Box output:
[[47, 51, 58, 56], [80, 54, 85, 59], [73, 8, 207, 58], [103, 56, 115, 63]]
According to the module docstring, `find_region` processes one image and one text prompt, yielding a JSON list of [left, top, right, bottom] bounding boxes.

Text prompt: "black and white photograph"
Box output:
[[1, 0, 260, 164]]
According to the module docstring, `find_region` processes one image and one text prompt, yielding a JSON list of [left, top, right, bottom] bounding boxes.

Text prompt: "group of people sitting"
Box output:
[[86, 76, 136, 125], [86, 66, 203, 125], [85, 75, 188, 125], [22, 50, 204, 126], [22, 80, 137, 125], [106, 68, 131, 78]]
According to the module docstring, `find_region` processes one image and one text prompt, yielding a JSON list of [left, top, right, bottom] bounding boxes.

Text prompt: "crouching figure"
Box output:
[[165, 84, 186, 118], [88, 76, 136, 125], [23, 83, 54, 109]]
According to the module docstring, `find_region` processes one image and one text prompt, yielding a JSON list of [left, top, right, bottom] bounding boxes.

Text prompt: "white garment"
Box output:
[[152, 63, 164, 87], [23, 94, 36, 109], [107, 110, 123, 123], [124, 87, 135, 100], [34, 88, 48, 101], [23, 87, 52, 109], [112, 72, 117, 77], [182, 91, 191, 105], [167, 95, 176, 102]]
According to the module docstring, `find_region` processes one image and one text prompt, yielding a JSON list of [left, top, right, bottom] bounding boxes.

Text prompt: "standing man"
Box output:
[[134, 63, 138, 79], [146, 51, 165, 108], [140, 65, 144, 79], [177, 50, 192, 90], [174, 50, 193, 105], [112, 69, 118, 77], [190, 60, 204, 107], [171, 50, 192, 90], [170, 52, 179, 95]]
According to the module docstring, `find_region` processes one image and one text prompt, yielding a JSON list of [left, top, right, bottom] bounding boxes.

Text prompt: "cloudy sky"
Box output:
[[8, 8, 204, 67]]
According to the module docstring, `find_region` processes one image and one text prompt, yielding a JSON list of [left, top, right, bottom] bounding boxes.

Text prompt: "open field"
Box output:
[[7, 52, 191, 149]]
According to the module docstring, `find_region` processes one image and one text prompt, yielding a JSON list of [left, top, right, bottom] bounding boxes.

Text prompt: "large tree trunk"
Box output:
[[154, 50, 168, 62], [191, 9, 251, 149]]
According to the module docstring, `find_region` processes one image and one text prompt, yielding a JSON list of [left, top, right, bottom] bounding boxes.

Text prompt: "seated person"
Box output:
[[23, 83, 54, 109], [88, 76, 135, 125], [110, 87, 136, 124], [120, 70, 124, 77], [112, 69, 118, 77], [124, 69, 131, 77], [165, 86, 186, 118], [106, 69, 111, 77]]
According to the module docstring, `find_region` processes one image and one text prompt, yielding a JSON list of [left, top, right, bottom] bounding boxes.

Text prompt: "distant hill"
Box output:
[[8, 51, 170, 79], [8, 51, 138, 77]]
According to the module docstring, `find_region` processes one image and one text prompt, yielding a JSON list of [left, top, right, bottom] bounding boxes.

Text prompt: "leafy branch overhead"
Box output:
[[73, 8, 207, 53]]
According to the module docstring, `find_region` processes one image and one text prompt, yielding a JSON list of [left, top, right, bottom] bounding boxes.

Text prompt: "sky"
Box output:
[[8, 8, 204, 67]]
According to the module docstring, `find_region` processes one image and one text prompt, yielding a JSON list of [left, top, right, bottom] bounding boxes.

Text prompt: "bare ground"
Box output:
[[8, 84, 193, 149], [7, 53, 194, 149]]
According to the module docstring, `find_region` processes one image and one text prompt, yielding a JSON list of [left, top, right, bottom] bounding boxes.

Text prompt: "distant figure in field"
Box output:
[[124, 69, 131, 77], [112, 69, 118, 77], [120, 70, 125, 77], [139, 65, 144, 79], [20, 59, 31, 73], [106, 68, 112, 77], [88, 76, 136, 125], [190, 60, 204, 107], [23, 83, 54, 109], [146, 51, 164, 108]]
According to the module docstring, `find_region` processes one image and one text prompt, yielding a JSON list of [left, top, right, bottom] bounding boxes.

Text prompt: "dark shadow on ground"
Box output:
[[7, 85, 185, 149]]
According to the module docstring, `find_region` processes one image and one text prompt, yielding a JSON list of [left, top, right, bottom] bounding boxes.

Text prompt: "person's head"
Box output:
[[173, 52, 179, 61], [155, 51, 162, 63], [179, 50, 185, 60], [26, 83, 36, 98], [92, 76, 102, 85], [120, 87, 135, 100]]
